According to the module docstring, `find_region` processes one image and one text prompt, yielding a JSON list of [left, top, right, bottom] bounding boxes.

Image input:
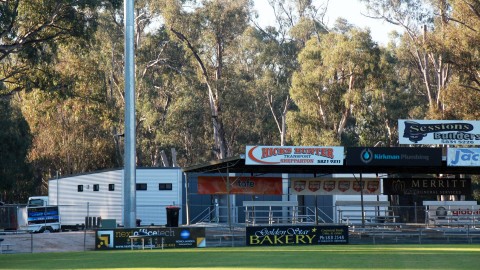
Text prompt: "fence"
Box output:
[[189, 204, 480, 228], [2, 203, 480, 253], [3, 203, 480, 229]]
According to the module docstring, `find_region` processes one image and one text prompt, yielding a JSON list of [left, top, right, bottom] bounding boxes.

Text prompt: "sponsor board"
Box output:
[[290, 178, 380, 195], [95, 227, 206, 250], [424, 201, 480, 223], [246, 225, 348, 246], [346, 147, 442, 166], [27, 206, 59, 224], [399, 120, 480, 145], [447, 148, 480, 166], [246, 145, 344, 165], [384, 178, 471, 195], [197, 176, 282, 195]]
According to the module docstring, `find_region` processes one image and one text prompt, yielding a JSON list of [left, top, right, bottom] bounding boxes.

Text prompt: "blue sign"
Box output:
[[447, 148, 480, 166], [346, 147, 442, 166]]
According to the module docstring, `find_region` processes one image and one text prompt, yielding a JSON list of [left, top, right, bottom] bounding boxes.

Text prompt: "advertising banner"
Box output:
[[246, 145, 344, 165], [246, 225, 348, 246], [424, 201, 480, 223], [399, 120, 480, 145], [27, 206, 59, 224], [383, 178, 471, 195], [290, 178, 380, 195], [197, 176, 282, 195], [95, 227, 206, 250], [447, 148, 480, 166], [346, 147, 442, 166]]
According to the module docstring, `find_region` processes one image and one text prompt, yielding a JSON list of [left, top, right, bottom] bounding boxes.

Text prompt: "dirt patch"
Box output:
[[1, 231, 95, 254]]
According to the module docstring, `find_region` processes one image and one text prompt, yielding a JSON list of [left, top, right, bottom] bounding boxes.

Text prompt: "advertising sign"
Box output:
[[246, 225, 348, 246], [383, 178, 471, 195], [290, 178, 380, 195], [447, 148, 480, 166], [399, 120, 480, 145], [424, 201, 480, 223], [197, 176, 282, 195], [95, 227, 206, 250], [246, 146, 344, 165], [27, 206, 59, 224], [346, 147, 442, 166]]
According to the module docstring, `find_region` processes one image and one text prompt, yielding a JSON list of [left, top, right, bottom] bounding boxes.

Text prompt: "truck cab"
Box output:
[[27, 196, 48, 207]]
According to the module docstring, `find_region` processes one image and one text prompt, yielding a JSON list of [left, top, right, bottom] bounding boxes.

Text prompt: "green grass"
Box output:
[[1, 245, 480, 270]]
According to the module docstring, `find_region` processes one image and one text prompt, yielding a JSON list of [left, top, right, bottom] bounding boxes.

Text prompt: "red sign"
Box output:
[[198, 176, 282, 195], [291, 178, 380, 195]]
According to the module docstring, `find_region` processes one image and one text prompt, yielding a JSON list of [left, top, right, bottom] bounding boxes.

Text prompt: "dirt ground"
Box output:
[[1, 231, 96, 254]]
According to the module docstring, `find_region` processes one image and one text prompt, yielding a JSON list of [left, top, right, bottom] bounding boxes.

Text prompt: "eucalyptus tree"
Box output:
[[16, 3, 123, 186], [252, 0, 328, 146], [135, 26, 212, 166], [360, 0, 454, 117], [0, 99, 33, 202], [442, 0, 480, 92], [437, 0, 480, 120], [289, 26, 384, 146], [0, 0, 121, 96], [157, 0, 252, 159]]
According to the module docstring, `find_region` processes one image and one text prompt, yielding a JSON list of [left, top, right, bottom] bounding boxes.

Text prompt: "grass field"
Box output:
[[1, 245, 480, 270]]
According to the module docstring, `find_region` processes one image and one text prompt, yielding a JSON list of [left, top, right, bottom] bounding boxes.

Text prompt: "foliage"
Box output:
[[0, 98, 33, 202], [0, 1, 120, 96], [1, 0, 480, 200], [289, 27, 383, 146]]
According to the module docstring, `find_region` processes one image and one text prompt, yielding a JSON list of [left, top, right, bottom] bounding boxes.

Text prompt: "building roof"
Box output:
[[183, 155, 480, 176]]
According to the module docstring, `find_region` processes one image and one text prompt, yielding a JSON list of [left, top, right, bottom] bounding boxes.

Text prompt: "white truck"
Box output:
[[0, 196, 60, 233]]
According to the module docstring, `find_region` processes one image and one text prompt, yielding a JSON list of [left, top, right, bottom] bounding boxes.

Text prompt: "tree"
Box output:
[[0, 0, 121, 96], [158, 0, 251, 159], [361, 0, 453, 116], [0, 98, 33, 202], [441, 0, 480, 92], [17, 7, 123, 188], [289, 26, 382, 146], [248, 0, 328, 146]]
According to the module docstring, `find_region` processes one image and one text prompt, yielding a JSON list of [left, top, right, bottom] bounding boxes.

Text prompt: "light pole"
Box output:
[[124, 0, 136, 228]]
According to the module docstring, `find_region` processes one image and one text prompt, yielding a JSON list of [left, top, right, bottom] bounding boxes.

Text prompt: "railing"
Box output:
[[190, 206, 217, 224]]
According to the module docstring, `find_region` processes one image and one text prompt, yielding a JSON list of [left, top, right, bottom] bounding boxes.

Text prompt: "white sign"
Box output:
[[447, 148, 480, 166], [245, 146, 344, 165], [398, 120, 480, 145]]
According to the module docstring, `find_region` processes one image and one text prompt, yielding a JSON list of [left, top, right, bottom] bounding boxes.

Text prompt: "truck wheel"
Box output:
[[40, 227, 53, 233]]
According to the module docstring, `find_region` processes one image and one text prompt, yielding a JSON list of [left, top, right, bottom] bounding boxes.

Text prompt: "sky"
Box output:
[[253, 0, 403, 45]]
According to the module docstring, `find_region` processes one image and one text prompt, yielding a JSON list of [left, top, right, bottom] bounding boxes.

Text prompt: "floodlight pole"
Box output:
[[123, 0, 136, 228]]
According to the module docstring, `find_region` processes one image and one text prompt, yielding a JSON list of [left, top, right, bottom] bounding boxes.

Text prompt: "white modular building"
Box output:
[[48, 168, 183, 227]]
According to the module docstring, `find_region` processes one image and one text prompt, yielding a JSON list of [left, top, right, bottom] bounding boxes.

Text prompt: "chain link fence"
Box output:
[[2, 203, 480, 253]]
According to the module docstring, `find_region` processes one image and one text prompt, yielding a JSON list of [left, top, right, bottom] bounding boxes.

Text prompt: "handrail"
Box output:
[[190, 207, 217, 224]]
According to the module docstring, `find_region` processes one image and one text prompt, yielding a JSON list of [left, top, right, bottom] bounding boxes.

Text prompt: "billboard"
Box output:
[[447, 148, 480, 166], [246, 225, 348, 246], [346, 147, 442, 166], [197, 176, 282, 195], [290, 178, 380, 195], [246, 146, 344, 165], [96, 227, 206, 250], [383, 178, 471, 195], [399, 120, 480, 145]]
